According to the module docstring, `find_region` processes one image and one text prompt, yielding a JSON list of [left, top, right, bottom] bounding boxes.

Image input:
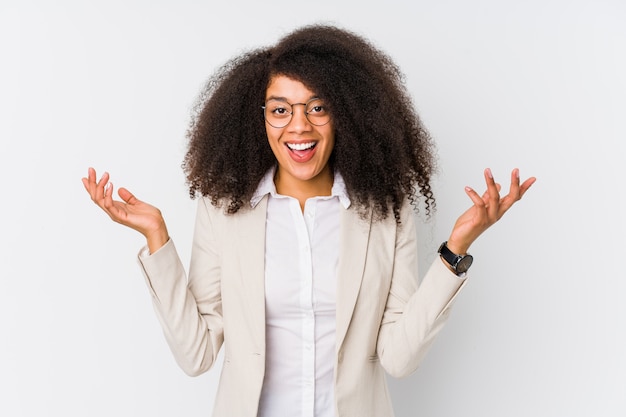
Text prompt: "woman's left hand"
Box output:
[[446, 168, 536, 255]]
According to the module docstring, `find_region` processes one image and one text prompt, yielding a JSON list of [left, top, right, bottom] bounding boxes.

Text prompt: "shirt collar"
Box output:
[[250, 166, 351, 209]]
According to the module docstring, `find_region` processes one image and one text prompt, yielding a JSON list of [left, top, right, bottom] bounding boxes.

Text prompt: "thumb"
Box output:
[[118, 187, 139, 205]]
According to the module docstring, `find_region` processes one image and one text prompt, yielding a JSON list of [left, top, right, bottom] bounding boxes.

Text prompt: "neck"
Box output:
[[274, 167, 333, 211]]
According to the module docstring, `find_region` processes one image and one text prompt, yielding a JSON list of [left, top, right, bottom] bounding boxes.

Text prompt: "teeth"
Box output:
[[287, 142, 315, 151]]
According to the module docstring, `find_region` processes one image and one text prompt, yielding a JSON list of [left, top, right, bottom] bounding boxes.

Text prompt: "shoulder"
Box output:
[[196, 194, 269, 232], [368, 197, 416, 230]]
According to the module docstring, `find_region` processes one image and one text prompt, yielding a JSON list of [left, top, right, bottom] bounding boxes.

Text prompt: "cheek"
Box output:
[[325, 123, 335, 148], [324, 130, 336, 153]]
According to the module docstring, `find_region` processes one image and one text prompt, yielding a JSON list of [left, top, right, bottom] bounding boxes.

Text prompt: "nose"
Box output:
[[287, 103, 312, 132]]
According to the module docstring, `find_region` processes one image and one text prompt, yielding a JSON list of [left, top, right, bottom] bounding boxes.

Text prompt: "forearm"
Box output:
[[138, 239, 224, 376], [377, 257, 466, 378]]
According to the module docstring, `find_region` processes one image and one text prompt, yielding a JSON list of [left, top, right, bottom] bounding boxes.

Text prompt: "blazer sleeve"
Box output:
[[376, 201, 467, 378], [137, 197, 224, 376]]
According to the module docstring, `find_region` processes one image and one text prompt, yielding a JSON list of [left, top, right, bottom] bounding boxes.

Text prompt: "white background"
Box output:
[[1, 0, 624, 416]]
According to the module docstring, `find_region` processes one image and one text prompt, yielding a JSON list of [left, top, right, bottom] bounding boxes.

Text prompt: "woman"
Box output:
[[83, 24, 535, 417]]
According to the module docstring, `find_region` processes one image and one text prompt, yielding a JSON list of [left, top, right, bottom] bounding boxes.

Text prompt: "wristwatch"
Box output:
[[438, 241, 473, 275]]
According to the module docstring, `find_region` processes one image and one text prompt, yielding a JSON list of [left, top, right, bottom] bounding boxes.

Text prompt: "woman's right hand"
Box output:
[[82, 167, 169, 253]]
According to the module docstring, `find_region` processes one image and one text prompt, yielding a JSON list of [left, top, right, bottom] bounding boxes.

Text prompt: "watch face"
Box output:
[[457, 255, 473, 273]]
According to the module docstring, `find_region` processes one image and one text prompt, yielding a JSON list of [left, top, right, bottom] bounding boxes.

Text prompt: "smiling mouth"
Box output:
[[287, 141, 316, 151]]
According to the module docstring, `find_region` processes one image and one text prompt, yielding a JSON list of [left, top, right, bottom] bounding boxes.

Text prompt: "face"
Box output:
[[264, 75, 335, 195]]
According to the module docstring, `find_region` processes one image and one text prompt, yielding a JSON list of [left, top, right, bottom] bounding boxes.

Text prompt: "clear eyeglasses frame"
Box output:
[[261, 97, 331, 128]]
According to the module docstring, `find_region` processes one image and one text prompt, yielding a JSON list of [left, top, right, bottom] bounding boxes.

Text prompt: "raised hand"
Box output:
[[82, 167, 169, 253], [446, 168, 536, 255]]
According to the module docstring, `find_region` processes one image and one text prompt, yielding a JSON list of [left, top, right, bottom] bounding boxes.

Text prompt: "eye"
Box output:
[[307, 100, 327, 115], [266, 101, 291, 117]]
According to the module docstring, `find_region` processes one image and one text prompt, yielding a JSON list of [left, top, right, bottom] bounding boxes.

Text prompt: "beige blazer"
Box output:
[[139, 195, 466, 417]]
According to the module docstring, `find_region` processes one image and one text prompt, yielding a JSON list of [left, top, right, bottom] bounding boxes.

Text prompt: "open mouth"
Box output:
[[286, 141, 318, 162], [286, 141, 316, 151]]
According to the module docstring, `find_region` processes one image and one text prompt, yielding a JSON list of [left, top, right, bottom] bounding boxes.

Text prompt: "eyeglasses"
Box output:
[[262, 98, 331, 128]]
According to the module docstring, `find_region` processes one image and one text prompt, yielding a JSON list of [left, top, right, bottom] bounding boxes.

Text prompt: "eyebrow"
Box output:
[[265, 95, 319, 102]]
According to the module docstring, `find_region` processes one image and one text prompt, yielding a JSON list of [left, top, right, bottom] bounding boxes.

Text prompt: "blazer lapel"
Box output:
[[235, 196, 268, 352], [230, 197, 372, 355], [335, 205, 373, 352]]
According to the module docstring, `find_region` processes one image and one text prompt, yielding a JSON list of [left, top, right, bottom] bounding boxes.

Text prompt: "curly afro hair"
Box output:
[[183, 24, 437, 222]]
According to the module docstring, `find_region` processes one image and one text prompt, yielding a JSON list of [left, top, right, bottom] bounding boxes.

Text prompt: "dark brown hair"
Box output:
[[183, 24, 437, 222]]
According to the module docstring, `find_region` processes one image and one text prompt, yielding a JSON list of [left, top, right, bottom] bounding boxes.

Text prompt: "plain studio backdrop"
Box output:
[[1, 0, 624, 416]]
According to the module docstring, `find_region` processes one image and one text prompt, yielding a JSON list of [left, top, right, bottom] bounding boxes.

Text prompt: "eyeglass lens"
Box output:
[[263, 98, 330, 128]]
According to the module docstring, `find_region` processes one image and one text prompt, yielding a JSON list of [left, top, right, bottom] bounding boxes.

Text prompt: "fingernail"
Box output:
[[486, 168, 493, 178]]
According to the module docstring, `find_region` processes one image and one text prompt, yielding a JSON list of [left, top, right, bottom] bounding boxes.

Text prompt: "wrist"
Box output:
[[145, 225, 169, 254], [445, 238, 469, 255], [438, 241, 473, 275]]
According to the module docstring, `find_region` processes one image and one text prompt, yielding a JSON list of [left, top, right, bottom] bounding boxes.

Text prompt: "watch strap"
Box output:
[[438, 241, 473, 274]]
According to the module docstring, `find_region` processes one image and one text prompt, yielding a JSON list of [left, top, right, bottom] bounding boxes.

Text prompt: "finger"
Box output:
[[103, 181, 111, 199], [497, 171, 536, 216], [118, 187, 138, 205], [82, 167, 96, 195], [84, 167, 95, 183], [484, 168, 500, 196], [508, 168, 522, 200], [102, 182, 115, 211], [465, 186, 487, 209], [490, 169, 521, 216], [95, 172, 110, 202], [484, 168, 500, 218], [518, 176, 537, 198], [101, 182, 127, 224], [482, 184, 502, 207]]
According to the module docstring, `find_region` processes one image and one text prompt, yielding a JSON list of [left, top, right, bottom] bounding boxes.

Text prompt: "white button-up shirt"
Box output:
[[251, 168, 350, 417]]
